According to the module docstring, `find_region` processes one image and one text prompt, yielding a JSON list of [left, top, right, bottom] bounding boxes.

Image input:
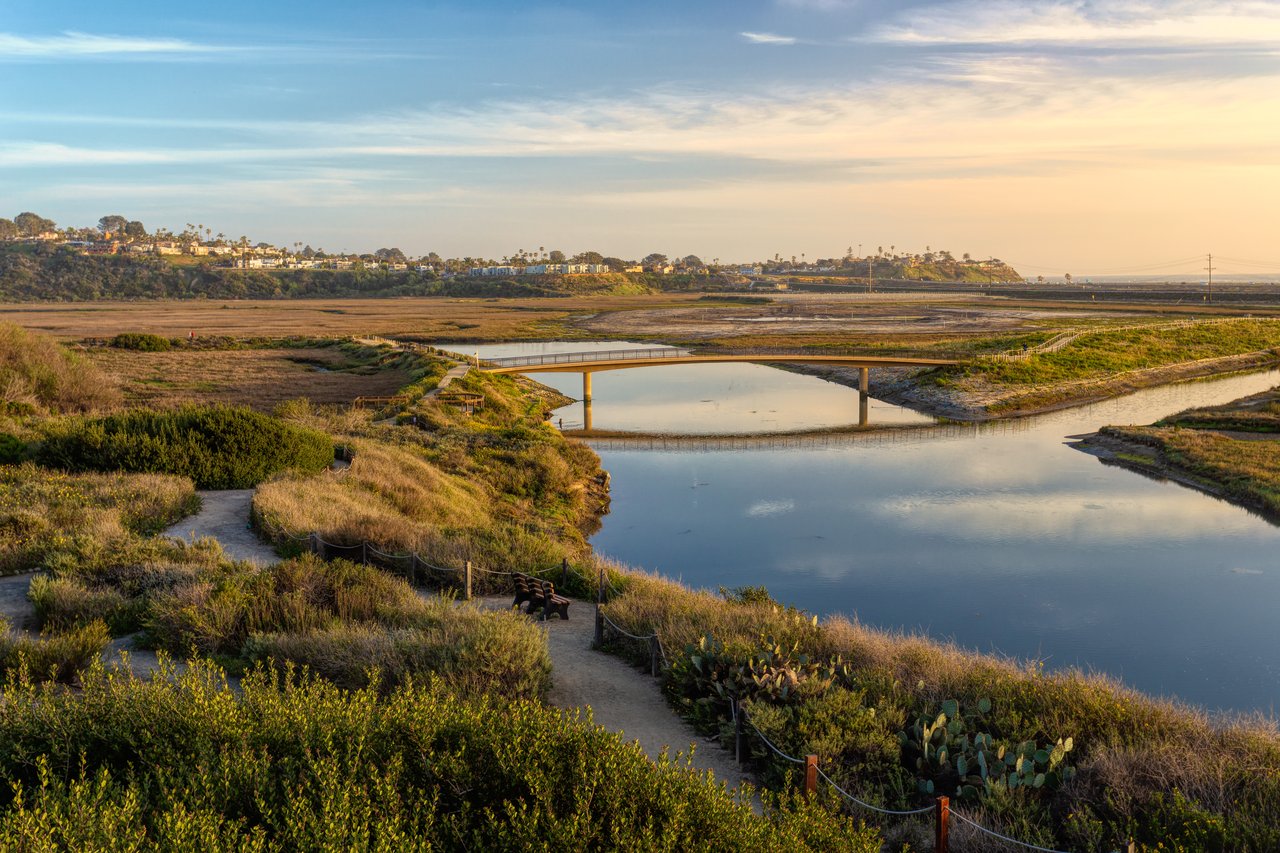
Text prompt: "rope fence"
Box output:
[[599, 605, 1135, 853]]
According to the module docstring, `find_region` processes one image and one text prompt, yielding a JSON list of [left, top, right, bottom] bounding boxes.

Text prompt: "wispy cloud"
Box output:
[[741, 31, 798, 45], [0, 31, 229, 59], [7, 55, 1278, 177], [776, 0, 856, 9], [865, 0, 1280, 47]]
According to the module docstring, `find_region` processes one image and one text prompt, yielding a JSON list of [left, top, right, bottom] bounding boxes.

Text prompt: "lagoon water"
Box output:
[[462, 341, 1280, 714]]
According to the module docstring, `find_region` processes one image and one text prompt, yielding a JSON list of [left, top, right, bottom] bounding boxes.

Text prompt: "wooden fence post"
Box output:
[[934, 796, 949, 853], [735, 700, 746, 766], [804, 755, 818, 796], [649, 636, 660, 677], [464, 561, 473, 601], [561, 557, 569, 588], [361, 542, 368, 565]]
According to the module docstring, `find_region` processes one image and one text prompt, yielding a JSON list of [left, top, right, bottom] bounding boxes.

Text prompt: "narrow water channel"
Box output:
[[461, 341, 1280, 714]]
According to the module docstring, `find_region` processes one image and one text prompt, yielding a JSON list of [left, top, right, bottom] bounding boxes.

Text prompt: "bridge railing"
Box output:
[[485, 348, 691, 368]]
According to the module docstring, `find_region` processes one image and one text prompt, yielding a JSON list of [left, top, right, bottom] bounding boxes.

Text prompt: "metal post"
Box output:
[[464, 560, 472, 600], [935, 796, 950, 853], [804, 755, 818, 796]]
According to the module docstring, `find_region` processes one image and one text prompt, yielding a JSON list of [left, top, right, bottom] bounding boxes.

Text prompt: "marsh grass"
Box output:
[[601, 570, 1280, 851]]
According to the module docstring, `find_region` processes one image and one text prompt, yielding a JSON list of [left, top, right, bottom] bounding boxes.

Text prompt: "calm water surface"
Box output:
[[461, 342, 1280, 713]]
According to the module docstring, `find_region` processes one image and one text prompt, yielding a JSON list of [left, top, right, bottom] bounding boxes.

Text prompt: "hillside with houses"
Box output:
[[0, 211, 1022, 301]]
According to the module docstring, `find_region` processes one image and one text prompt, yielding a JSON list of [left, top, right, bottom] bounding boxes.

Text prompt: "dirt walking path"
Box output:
[[0, 572, 38, 636], [163, 490, 278, 564], [474, 595, 758, 800]]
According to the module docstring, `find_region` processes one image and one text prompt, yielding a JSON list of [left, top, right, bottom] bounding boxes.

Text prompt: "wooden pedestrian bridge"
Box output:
[[480, 347, 958, 376]]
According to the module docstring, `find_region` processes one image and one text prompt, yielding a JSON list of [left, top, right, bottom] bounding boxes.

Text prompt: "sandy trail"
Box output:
[[0, 572, 38, 636], [163, 490, 278, 564], [472, 594, 758, 800]]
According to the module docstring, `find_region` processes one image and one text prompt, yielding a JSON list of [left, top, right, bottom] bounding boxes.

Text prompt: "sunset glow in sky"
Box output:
[[3, 1, 1279, 275]]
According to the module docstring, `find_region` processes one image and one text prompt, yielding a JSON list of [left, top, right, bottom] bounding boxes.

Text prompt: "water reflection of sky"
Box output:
[[454, 341, 1280, 713]]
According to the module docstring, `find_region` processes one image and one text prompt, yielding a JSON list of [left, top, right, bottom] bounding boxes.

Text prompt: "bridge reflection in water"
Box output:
[[479, 348, 960, 434]]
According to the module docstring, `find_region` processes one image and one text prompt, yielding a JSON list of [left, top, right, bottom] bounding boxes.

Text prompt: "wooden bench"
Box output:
[[512, 572, 570, 620]]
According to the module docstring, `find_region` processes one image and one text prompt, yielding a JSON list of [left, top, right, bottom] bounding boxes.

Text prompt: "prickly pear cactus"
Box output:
[[899, 697, 1075, 800]]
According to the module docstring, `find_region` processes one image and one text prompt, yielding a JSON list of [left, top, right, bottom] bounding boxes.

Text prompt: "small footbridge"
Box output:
[[480, 348, 959, 430]]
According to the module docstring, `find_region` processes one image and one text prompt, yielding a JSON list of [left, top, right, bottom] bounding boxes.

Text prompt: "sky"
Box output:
[[2, 0, 1279, 276]]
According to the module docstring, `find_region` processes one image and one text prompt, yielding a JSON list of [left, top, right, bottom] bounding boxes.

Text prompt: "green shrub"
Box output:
[[0, 663, 882, 851], [108, 332, 172, 352], [0, 433, 26, 464], [28, 574, 143, 635], [38, 405, 333, 489]]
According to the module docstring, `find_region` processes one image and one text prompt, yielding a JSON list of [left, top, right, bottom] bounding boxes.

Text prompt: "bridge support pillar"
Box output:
[[859, 391, 869, 427], [582, 372, 593, 432], [859, 367, 869, 393]]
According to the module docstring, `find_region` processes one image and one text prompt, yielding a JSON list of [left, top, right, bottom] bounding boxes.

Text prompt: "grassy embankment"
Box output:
[[252, 355, 609, 583], [598, 578, 1280, 852], [0, 327, 888, 848], [1089, 387, 1280, 519], [922, 319, 1280, 416]]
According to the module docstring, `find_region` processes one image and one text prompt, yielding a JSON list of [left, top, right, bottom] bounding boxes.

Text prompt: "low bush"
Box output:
[[0, 663, 882, 851], [245, 601, 550, 697], [0, 432, 26, 464], [108, 332, 172, 352], [38, 405, 333, 488], [0, 618, 110, 683], [0, 464, 197, 576]]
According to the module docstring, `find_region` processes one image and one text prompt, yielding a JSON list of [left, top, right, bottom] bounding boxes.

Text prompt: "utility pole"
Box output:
[[868, 254, 873, 294], [1204, 253, 1214, 302]]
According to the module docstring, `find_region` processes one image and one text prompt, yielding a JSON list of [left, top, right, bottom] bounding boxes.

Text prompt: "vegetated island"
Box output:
[[1074, 385, 1280, 521], [3, 323, 1279, 851], [841, 319, 1280, 421]]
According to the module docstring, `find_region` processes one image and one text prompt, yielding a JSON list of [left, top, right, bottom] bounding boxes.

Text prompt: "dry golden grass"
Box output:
[[86, 346, 414, 411], [0, 295, 705, 342], [0, 323, 121, 414], [254, 439, 491, 564]]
